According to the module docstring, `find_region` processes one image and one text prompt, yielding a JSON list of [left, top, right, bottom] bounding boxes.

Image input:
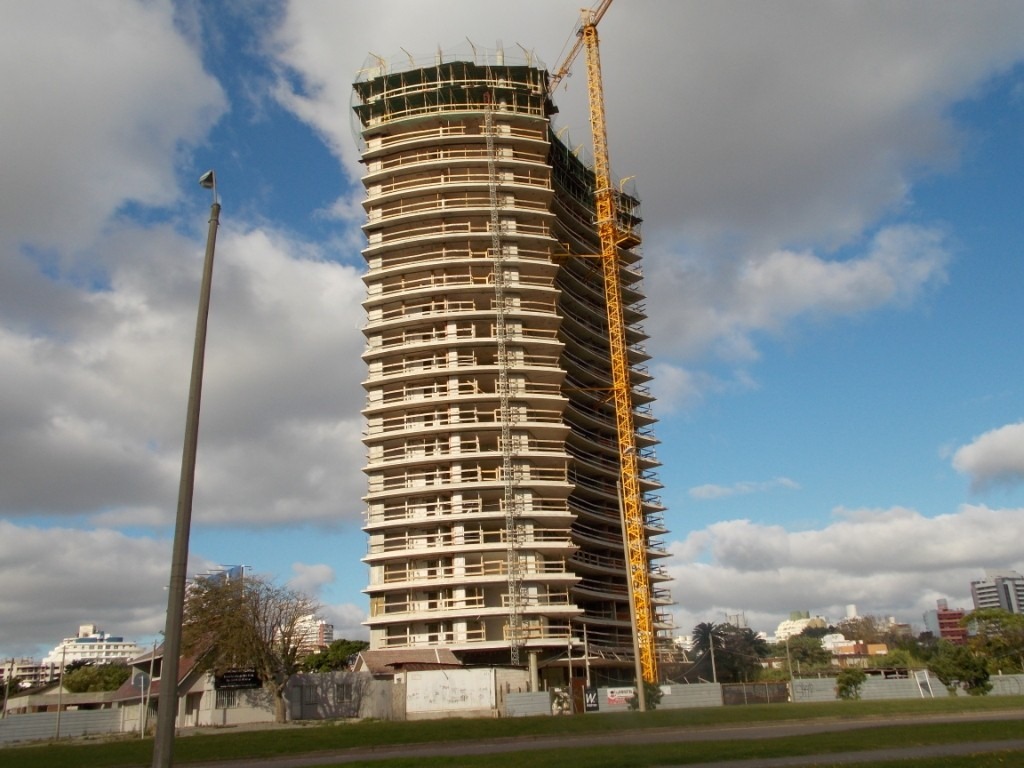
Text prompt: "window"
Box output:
[[336, 682, 354, 704], [336, 681, 358, 717], [215, 690, 238, 709], [302, 685, 320, 705]]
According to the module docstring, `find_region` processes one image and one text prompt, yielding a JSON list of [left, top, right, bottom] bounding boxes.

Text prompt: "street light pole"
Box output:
[[152, 171, 220, 768]]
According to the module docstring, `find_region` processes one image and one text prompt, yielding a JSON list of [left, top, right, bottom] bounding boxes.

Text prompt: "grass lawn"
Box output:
[[4, 695, 1023, 768]]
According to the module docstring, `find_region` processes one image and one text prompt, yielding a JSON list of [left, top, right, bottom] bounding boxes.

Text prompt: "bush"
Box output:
[[627, 680, 662, 710], [835, 668, 867, 700]]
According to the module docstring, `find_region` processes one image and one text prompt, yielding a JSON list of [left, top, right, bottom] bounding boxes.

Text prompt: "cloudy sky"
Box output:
[[2, 0, 1024, 659]]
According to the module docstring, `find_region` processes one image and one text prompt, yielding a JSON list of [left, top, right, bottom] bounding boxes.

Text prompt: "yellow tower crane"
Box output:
[[551, 0, 658, 685]]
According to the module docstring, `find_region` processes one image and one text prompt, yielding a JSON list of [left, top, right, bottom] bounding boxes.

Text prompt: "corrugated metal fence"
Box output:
[[0, 709, 122, 745]]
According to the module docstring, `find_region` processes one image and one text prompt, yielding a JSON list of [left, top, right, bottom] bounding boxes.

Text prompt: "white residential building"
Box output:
[[40, 624, 144, 671], [1, 657, 61, 689], [295, 615, 334, 656], [774, 612, 829, 642]]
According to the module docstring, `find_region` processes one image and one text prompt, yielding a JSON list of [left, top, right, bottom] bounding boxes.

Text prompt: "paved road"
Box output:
[[181, 710, 1024, 768]]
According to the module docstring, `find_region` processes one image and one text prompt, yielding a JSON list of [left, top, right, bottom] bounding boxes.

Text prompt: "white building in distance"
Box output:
[[971, 569, 1024, 614], [40, 624, 144, 671], [773, 611, 829, 642], [295, 615, 334, 656]]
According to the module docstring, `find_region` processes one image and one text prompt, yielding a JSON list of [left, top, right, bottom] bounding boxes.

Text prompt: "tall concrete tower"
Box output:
[[353, 52, 670, 682]]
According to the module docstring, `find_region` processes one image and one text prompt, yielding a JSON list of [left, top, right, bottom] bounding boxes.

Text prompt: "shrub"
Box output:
[[835, 668, 867, 700]]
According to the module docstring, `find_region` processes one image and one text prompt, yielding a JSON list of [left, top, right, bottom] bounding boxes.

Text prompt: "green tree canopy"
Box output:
[[785, 634, 832, 675], [717, 625, 770, 682], [62, 663, 131, 693], [691, 622, 769, 683], [835, 667, 867, 700], [302, 638, 370, 672], [927, 640, 992, 696], [799, 625, 834, 639], [834, 616, 889, 644], [627, 679, 663, 710], [964, 608, 1024, 673], [875, 647, 923, 670], [691, 622, 722, 656], [182, 572, 320, 722]]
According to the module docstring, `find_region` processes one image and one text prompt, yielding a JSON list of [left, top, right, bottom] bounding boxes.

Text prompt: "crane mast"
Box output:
[[554, 2, 658, 684]]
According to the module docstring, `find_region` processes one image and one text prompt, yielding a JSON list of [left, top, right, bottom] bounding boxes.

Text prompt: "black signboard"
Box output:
[[584, 686, 599, 712], [214, 668, 261, 690]]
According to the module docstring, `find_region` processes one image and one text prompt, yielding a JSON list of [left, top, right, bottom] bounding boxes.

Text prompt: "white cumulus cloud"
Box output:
[[667, 504, 1024, 638], [953, 422, 1024, 491]]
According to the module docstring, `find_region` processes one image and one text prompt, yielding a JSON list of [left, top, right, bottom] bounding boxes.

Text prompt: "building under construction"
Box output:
[[353, 50, 671, 685]]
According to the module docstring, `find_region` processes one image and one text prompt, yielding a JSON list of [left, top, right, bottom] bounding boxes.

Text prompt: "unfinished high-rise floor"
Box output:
[[353, 53, 672, 681]]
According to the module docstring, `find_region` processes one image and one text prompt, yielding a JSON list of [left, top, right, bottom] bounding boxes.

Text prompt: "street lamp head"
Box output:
[[198, 170, 217, 204]]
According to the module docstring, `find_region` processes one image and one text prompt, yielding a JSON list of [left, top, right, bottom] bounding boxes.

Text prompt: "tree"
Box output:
[[691, 622, 723, 655], [182, 572, 320, 723], [302, 638, 369, 672], [835, 668, 867, 700], [785, 634, 832, 675], [927, 641, 992, 696], [691, 622, 725, 682], [964, 608, 1024, 673], [63, 662, 132, 693], [835, 616, 887, 644], [716, 625, 770, 683], [691, 622, 769, 683], [875, 648, 922, 671], [800, 625, 835, 639]]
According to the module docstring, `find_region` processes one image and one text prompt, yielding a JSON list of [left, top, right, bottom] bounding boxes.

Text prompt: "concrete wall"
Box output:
[[597, 684, 724, 712], [495, 667, 533, 695], [287, 671, 395, 721], [503, 691, 552, 717], [661, 683, 724, 709], [499, 672, 1024, 715], [501, 684, 725, 716], [786, 672, 1024, 702], [791, 677, 842, 702], [989, 673, 1024, 697], [406, 668, 496, 719]]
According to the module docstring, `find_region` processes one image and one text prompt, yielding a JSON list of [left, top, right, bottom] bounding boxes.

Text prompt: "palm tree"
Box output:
[[692, 622, 724, 682]]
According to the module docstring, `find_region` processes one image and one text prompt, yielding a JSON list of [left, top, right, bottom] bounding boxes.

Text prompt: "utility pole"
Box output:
[[709, 629, 718, 684], [54, 645, 66, 741], [2, 658, 12, 718]]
